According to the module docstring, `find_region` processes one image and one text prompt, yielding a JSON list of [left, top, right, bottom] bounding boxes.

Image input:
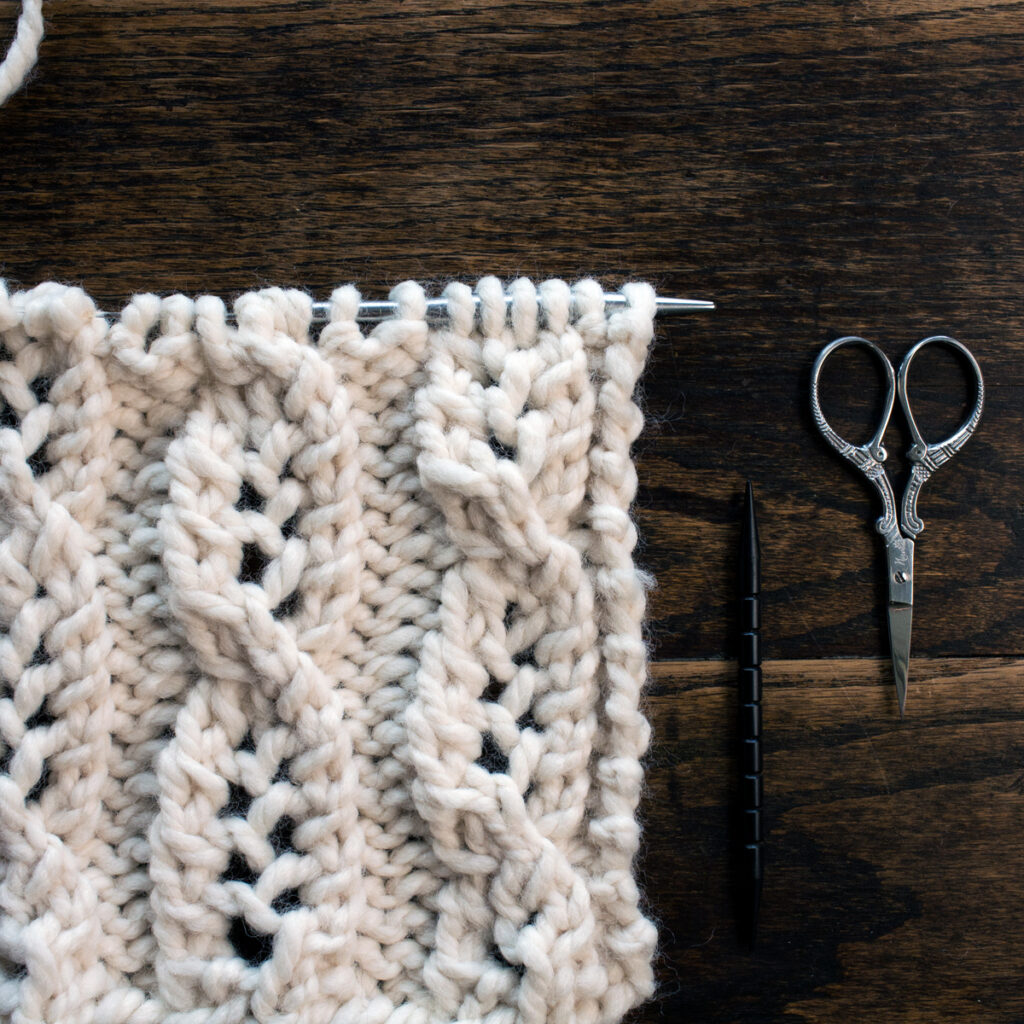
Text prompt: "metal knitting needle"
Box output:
[[96, 293, 714, 324], [333, 294, 716, 322]]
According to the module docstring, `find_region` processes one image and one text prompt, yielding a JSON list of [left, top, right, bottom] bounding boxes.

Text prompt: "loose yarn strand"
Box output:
[[0, 0, 43, 106]]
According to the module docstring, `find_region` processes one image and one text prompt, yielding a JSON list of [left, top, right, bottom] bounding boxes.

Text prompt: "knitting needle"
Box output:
[[95, 293, 714, 325], [331, 294, 716, 323], [737, 480, 763, 949]]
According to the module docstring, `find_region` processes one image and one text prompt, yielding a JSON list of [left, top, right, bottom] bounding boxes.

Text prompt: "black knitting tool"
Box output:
[[738, 480, 762, 948]]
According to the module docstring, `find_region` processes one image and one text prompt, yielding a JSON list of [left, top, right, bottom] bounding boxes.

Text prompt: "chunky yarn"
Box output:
[[0, 277, 658, 1024], [0, 0, 43, 107]]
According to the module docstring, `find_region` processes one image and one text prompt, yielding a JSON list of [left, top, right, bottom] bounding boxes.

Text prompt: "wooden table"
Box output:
[[2, 1, 1022, 1020]]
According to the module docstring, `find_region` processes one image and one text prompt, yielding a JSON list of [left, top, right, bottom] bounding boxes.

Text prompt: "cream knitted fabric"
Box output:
[[0, 276, 658, 1024]]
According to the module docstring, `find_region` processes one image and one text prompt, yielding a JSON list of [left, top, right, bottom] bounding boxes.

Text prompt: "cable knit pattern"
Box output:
[[0, 277, 658, 1024]]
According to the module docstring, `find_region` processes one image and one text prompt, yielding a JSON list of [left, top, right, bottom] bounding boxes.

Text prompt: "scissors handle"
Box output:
[[896, 336, 984, 537], [810, 337, 902, 546]]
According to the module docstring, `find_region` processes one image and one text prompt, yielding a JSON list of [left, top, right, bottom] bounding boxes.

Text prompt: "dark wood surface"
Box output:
[[2, 1, 1023, 1020], [648, 657, 1024, 1023]]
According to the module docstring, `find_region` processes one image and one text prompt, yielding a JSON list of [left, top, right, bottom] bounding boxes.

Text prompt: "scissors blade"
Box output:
[[888, 603, 912, 717], [884, 536, 914, 717]]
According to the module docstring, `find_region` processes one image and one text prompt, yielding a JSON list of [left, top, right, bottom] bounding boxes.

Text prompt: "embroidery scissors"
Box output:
[[810, 336, 984, 716]]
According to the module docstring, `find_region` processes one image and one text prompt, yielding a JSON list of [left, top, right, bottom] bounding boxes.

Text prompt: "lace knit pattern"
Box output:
[[0, 277, 658, 1024]]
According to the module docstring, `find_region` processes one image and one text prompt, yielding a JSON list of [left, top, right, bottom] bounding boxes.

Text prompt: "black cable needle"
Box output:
[[738, 480, 762, 948]]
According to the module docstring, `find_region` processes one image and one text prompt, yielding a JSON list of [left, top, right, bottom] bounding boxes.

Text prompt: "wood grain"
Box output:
[[635, 332, 1018, 659], [641, 658, 1024, 1024], [2, 0, 1024, 1020]]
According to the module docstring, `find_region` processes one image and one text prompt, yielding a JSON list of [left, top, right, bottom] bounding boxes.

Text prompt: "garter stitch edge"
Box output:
[[0, 277, 658, 1024]]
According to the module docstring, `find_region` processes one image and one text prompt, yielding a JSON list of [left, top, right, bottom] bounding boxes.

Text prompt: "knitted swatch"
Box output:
[[0, 277, 658, 1024]]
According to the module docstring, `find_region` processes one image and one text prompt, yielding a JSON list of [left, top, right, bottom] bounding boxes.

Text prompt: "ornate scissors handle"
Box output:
[[897, 336, 984, 538], [810, 336, 903, 548]]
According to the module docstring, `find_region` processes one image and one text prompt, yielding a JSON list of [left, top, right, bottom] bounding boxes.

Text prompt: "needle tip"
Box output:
[[656, 297, 716, 313]]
